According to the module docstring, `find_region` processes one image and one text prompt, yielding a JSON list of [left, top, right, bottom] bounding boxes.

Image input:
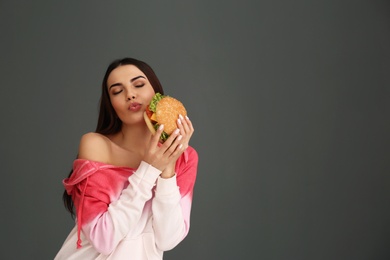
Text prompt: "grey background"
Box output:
[[0, 0, 389, 259]]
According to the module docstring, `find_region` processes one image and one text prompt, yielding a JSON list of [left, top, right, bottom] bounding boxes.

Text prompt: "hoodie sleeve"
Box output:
[[65, 160, 161, 255], [152, 146, 199, 250]]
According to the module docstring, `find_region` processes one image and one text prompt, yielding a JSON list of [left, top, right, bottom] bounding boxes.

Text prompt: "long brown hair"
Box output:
[[63, 58, 165, 217]]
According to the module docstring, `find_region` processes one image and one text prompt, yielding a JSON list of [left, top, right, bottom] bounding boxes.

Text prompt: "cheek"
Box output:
[[110, 97, 122, 113], [145, 93, 154, 104], [144, 87, 156, 103]]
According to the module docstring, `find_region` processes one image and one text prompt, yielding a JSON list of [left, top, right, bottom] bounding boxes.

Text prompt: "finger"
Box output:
[[178, 114, 191, 134], [161, 128, 180, 150], [184, 115, 194, 132], [176, 116, 185, 135], [169, 143, 183, 159], [179, 115, 194, 143], [164, 133, 183, 156], [151, 124, 165, 146], [167, 136, 184, 158]]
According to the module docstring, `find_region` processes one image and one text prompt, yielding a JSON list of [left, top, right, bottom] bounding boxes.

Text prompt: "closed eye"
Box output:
[[112, 89, 123, 95]]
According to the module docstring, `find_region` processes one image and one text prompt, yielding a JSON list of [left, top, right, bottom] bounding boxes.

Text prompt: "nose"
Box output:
[[126, 88, 136, 100]]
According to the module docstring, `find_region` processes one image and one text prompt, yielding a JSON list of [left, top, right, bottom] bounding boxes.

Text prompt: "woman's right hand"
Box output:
[[143, 124, 183, 171]]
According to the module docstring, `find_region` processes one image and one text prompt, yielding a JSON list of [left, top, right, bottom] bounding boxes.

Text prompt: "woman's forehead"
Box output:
[[107, 65, 147, 83]]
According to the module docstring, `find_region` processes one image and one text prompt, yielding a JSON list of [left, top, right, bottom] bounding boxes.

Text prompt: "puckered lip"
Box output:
[[128, 102, 142, 111]]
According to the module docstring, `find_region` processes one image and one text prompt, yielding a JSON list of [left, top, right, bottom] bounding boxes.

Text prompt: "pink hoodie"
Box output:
[[55, 146, 198, 260]]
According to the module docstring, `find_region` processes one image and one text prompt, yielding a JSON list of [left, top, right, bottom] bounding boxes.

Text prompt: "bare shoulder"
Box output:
[[78, 132, 111, 162]]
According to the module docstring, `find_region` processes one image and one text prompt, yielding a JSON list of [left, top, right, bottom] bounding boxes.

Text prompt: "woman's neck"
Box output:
[[111, 123, 152, 155]]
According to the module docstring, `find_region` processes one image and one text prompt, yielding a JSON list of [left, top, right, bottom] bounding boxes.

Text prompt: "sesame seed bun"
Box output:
[[155, 96, 187, 135]]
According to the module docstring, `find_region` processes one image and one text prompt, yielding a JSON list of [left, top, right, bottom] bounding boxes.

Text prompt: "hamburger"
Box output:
[[143, 93, 187, 142]]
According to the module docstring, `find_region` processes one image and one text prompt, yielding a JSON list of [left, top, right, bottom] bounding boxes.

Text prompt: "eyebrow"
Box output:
[[109, 75, 146, 89]]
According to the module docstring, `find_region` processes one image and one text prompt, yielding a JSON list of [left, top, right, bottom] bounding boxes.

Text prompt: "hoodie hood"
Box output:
[[63, 159, 102, 195]]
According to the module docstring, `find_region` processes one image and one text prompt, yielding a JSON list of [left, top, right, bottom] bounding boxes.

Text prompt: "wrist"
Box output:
[[160, 163, 175, 179]]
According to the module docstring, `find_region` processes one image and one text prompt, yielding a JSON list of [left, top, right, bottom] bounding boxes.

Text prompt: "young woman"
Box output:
[[55, 58, 198, 259]]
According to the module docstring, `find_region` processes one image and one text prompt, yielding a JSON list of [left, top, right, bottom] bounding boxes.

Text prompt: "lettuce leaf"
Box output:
[[149, 93, 169, 142], [149, 93, 165, 112]]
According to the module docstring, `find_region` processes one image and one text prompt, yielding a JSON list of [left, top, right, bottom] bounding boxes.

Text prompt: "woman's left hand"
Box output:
[[160, 114, 194, 178]]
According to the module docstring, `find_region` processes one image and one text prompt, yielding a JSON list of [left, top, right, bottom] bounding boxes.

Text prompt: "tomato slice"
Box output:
[[145, 107, 153, 118]]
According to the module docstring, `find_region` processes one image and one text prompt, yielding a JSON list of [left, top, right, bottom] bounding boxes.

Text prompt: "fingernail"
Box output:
[[179, 114, 184, 120], [174, 129, 180, 134], [178, 144, 183, 149], [177, 135, 183, 141], [177, 118, 182, 125], [185, 115, 189, 120], [159, 124, 164, 130]]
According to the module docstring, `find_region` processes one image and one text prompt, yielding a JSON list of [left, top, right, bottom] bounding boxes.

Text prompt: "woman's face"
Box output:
[[107, 64, 156, 125]]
